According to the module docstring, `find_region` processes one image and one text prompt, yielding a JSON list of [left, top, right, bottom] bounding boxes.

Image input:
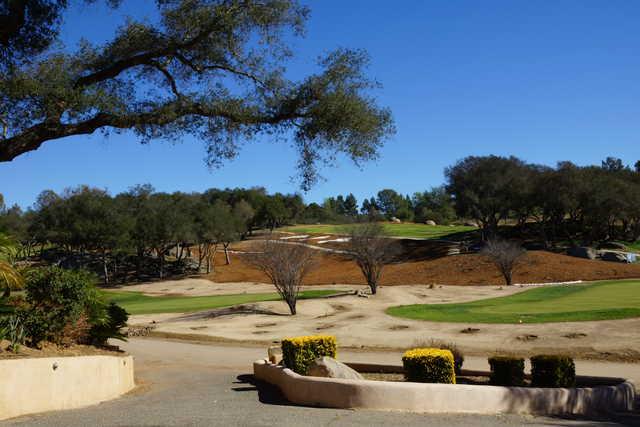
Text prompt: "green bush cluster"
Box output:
[[488, 356, 525, 386], [531, 355, 575, 388], [281, 335, 337, 375], [402, 348, 456, 384], [16, 267, 128, 347]]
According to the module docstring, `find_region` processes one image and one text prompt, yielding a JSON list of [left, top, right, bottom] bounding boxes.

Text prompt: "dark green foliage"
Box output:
[[530, 355, 575, 388], [281, 335, 337, 375], [88, 302, 129, 345], [488, 356, 525, 386], [22, 267, 95, 345], [19, 266, 128, 347]]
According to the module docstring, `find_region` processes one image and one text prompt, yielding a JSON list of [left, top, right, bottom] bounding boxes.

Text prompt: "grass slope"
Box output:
[[282, 223, 475, 240], [387, 280, 640, 323], [105, 289, 337, 315]]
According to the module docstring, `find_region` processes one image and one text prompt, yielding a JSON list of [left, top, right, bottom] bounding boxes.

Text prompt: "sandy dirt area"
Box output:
[[202, 248, 640, 286], [126, 279, 640, 362]]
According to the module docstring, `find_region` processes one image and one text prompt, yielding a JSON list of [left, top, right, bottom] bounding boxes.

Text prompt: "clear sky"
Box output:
[[2, 0, 639, 209]]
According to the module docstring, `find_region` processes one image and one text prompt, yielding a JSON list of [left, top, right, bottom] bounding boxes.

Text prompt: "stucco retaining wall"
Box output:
[[253, 359, 636, 416], [0, 355, 135, 420]]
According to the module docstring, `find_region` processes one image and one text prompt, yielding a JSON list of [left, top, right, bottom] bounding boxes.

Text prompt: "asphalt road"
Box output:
[[3, 338, 638, 427]]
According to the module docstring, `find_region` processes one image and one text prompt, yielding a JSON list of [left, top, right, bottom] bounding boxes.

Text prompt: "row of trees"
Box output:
[[0, 186, 311, 284], [446, 156, 640, 243], [1, 156, 638, 274]]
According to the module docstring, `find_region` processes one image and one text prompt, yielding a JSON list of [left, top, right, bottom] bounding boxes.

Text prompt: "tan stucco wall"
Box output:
[[0, 355, 135, 420], [254, 359, 636, 416]]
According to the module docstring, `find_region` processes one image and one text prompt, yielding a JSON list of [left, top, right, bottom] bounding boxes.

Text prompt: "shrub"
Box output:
[[21, 267, 96, 346], [281, 335, 337, 375], [0, 315, 25, 352], [488, 356, 525, 386], [402, 348, 456, 384], [20, 267, 127, 347], [88, 302, 129, 345], [414, 339, 464, 374], [530, 355, 575, 388]]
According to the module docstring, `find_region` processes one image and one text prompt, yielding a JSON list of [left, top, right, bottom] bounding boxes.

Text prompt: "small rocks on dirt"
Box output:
[[516, 334, 539, 342], [126, 325, 157, 337], [460, 327, 480, 334], [357, 290, 369, 298], [563, 333, 587, 339]]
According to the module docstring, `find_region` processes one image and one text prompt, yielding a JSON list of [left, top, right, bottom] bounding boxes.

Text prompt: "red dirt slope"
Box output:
[[207, 250, 640, 286]]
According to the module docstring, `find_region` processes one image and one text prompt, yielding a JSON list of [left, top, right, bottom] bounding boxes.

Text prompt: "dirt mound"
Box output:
[[208, 250, 640, 286]]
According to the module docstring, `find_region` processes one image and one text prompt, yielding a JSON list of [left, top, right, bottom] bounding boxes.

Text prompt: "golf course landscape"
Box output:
[[387, 280, 640, 323]]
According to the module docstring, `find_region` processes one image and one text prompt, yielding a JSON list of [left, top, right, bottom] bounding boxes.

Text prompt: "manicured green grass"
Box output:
[[282, 223, 475, 240], [387, 280, 640, 323], [104, 289, 338, 315]]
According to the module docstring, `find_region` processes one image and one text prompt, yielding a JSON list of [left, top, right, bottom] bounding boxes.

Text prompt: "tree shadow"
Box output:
[[176, 305, 289, 321], [231, 374, 297, 407]]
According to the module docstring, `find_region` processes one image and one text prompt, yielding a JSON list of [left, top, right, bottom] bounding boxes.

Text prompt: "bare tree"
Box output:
[[250, 241, 316, 315], [346, 223, 399, 295], [481, 239, 526, 286]]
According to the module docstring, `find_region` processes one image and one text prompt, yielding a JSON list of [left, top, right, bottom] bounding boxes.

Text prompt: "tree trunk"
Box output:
[[286, 298, 297, 315], [504, 271, 512, 286], [136, 247, 144, 279], [102, 250, 109, 286], [158, 248, 165, 279], [223, 243, 231, 265]]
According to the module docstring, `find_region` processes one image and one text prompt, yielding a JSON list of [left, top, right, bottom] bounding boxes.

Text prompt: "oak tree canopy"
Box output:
[[0, 0, 394, 189]]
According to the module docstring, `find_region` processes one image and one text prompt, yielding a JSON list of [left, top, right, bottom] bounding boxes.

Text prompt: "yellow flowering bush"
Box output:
[[402, 348, 456, 383], [281, 335, 337, 374]]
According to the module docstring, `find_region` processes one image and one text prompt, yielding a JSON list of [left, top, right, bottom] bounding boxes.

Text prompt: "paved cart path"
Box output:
[[3, 338, 638, 426]]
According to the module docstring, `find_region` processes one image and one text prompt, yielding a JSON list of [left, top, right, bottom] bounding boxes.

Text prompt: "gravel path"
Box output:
[[2, 338, 637, 426]]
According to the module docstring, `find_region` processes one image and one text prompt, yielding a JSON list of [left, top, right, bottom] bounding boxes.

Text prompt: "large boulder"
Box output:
[[425, 220, 437, 226], [307, 356, 363, 380], [567, 246, 596, 260], [390, 217, 402, 223], [600, 251, 630, 263]]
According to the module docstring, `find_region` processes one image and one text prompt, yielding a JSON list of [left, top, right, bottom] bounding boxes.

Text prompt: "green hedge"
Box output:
[[402, 348, 456, 384], [488, 356, 525, 386], [531, 355, 575, 388], [281, 335, 337, 375]]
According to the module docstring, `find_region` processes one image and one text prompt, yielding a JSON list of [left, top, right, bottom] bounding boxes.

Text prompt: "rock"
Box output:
[[307, 356, 363, 380], [600, 251, 630, 263], [425, 220, 437, 226], [267, 346, 282, 364], [567, 246, 596, 260], [357, 290, 369, 298], [597, 241, 627, 250], [390, 217, 401, 223], [464, 222, 478, 227]]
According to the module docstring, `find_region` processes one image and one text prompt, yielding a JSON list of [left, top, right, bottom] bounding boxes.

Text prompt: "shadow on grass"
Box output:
[[232, 374, 297, 407]]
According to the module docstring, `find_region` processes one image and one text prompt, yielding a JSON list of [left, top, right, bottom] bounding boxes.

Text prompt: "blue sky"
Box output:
[[2, 0, 639, 209]]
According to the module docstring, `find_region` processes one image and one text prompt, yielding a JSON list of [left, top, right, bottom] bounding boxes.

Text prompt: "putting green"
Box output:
[[386, 280, 640, 323], [105, 289, 338, 315]]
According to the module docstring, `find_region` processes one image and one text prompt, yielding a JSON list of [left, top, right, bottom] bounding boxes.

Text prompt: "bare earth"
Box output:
[[126, 279, 640, 361]]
